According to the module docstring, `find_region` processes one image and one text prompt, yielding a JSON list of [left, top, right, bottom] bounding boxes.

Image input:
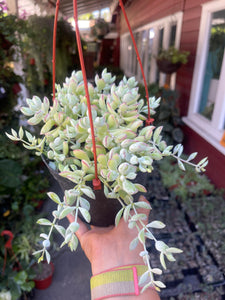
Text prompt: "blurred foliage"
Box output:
[[138, 83, 184, 145], [158, 157, 215, 200], [157, 46, 190, 64], [21, 15, 86, 99], [0, 12, 25, 116], [0, 120, 49, 299], [158, 157, 225, 273]]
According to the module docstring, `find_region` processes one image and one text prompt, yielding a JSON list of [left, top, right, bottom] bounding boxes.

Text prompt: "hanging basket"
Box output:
[[156, 59, 182, 74], [42, 157, 122, 227], [45, 0, 151, 228], [42, 157, 146, 227]]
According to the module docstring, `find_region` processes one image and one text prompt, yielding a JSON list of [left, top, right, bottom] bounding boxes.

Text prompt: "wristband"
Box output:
[[90, 264, 155, 300]]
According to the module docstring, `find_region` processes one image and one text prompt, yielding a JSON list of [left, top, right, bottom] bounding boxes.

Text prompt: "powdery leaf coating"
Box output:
[[115, 207, 124, 226], [129, 237, 139, 251], [79, 207, 91, 223], [37, 218, 52, 226]]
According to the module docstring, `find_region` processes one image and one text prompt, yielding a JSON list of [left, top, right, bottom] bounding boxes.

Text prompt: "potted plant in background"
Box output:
[[6, 68, 208, 291], [0, 230, 35, 300], [91, 18, 109, 40], [31, 260, 54, 290], [156, 46, 190, 74]]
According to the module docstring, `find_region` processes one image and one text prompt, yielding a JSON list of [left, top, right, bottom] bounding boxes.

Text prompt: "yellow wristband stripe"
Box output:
[[90, 264, 149, 300]]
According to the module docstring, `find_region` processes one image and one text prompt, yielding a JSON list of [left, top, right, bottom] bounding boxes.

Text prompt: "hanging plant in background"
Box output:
[[156, 46, 190, 74], [22, 16, 86, 99], [90, 18, 109, 40]]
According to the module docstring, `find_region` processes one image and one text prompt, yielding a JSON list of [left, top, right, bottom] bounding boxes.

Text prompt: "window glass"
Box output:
[[140, 30, 148, 69], [198, 9, 225, 120], [132, 32, 139, 75], [127, 35, 133, 73], [147, 28, 155, 81], [156, 27, 164, 83], [120, 12, 183, 85], [170, 24, 177, 46], [158, 27, 164, 50]]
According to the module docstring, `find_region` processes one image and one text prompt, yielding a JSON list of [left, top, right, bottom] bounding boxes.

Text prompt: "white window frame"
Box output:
[[183, 0, 225, 155], [120, 12, 183, 89]]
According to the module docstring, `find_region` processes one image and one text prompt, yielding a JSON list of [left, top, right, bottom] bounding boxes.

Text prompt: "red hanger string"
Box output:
[[52, 0, 101, 189], [52, 0, 60, 100], [118, 0, 154, 125], [72, 0, 101, 190]]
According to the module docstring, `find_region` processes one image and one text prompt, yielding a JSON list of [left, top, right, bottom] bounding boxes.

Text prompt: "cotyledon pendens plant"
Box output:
[[6, 69, 208, 292]]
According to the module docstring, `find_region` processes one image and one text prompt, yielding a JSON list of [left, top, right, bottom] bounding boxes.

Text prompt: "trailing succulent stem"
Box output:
[[6, 69, 208, 292]]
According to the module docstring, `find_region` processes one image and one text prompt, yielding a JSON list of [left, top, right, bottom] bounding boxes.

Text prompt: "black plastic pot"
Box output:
[[43, 157, 146, 227], [156, 59, 182, 74]]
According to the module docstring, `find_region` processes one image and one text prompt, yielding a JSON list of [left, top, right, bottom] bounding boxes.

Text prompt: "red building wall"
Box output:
[[119, 0, 225, 189], [120, 0, 183, 34]]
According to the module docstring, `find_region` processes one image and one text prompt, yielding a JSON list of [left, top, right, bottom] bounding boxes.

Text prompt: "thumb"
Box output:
[[67, 214, 89, 241]]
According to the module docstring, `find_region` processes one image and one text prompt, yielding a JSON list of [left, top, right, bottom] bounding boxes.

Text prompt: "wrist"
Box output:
[[91, 257, 144, 275], [91, 245, 144, 275], [90, 264, 157, 300]]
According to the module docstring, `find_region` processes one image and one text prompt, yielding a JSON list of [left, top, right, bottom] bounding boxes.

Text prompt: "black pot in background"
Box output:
[[157, 59, 182, 74], [42, 157, 147, 227]]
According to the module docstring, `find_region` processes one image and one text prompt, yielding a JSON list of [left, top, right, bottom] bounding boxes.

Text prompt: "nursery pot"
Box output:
[[42, 157, 146, 227], [156, 59, 182, 74], [33, 261, 54, 290]]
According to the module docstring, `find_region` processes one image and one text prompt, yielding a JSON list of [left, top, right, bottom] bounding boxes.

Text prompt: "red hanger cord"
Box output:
[[118, 0, 154, 125], [52, 0, 101, 189], [73, 0, 101, 190], [52, 0, 60, 100]]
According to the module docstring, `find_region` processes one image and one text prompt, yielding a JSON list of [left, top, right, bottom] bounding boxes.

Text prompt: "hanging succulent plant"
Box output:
[[6, 69, 208, 292]]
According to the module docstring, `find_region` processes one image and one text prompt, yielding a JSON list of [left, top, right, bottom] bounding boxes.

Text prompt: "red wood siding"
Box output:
[[118, 0, 225, 189], [178, 0, 225, 189], [120, 0, 183, 34], [176, 1, 204, 116], [183, 126, 225, 190]]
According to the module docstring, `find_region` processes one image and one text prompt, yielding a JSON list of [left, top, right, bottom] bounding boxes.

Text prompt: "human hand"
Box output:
[[67, 195, 160, 300], [67, 195, 149, 274]]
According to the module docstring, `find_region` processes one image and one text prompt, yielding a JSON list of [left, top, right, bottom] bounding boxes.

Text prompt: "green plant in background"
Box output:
[[157, 46, 190, 64], [22, 15, 86, 99], [0, 8, 54, 298], [209, 24, 225, 79], [158, 157, 225, 274], [0, 11, 25, 118], [158, 157, 215, 200], [91, 18, 109, 40], [13, 218, 48, 264], [0, 237, 35, 300], [0, 163, 49, 230], [138, 83, 184, 145], [0, 224, 38, 300], [0, 203, 47, 299], [7, 69, 208, 291], [0, 123, 49, 229], [0, 267, 35, 300]]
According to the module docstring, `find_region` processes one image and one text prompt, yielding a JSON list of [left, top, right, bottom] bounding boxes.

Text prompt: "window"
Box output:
[[184, 0, 225, 155], [120, 12, 183, 88]]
